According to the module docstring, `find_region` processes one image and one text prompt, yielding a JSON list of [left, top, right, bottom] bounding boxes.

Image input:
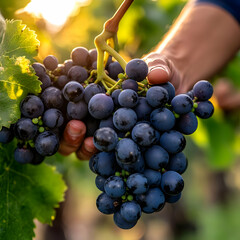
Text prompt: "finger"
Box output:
[[58, 120, 86, 156], [147, 66, 171, 85], [76, 137, 98, 160]]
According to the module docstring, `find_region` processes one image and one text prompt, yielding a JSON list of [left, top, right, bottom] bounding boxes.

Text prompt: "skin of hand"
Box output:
[[59, 1, 240, 160]]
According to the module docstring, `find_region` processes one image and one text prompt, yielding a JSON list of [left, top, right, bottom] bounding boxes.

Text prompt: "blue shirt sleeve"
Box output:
[[196, 0, 240, 24]]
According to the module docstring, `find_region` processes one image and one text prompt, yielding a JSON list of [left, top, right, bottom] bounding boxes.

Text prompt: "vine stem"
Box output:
[[94, 0, 135, 91]]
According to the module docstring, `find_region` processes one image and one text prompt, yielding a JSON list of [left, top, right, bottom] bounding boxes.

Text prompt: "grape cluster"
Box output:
[[89, 61, 214, 229], [0, 45, 214, 229]]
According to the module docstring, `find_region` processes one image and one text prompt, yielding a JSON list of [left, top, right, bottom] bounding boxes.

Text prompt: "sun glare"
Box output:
[[23, 0, 91, 31]]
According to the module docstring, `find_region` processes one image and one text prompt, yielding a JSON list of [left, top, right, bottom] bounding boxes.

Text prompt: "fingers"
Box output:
[[144, 53, 181, 90], [76, 137, 98, 160], [59, 120, 86, 156]]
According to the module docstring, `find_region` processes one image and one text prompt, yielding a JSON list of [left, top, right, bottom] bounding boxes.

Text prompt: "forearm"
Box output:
[[155, 1, 240, 92]]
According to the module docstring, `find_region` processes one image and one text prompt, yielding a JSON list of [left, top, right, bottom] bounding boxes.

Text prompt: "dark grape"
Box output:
[[167, 152, 188, 174], [88, 93, 114, 119], [71, 47, 90, 67], [125, 59, 148, 82], [107, 61, 124, 80], [134, 97, 153, 121], [176, 112, 198, 135], [165, 193, 182, 203], [161, 171, 184, 195], [42, 108, 64, 129], [39, 74, 51, 90], [14, 147, 34, 164], [68, 66, 88, 83], [111, 89, 121, 107], [118, 89, 139, 108], [14, 118, 38, 140], [97, 193, 119, 214], [95, 175, 106, 192], [122, 79, 138, 92], [89, 48, 97, 63], [104, 175, 126, 198], [159, 82, 175, 101], [143, 169, 161, 187], [32, 63, 46, 77], [120, 201, 141, 223], [35, 131, 59, 156], [93, 127, 118, 152], [84, 83, 105, 103], [195, 101, 214, 119], [171, 94, 193, 115], [67, 100, 88, 120], [41, 87, 64, 109], [56, 75, 69, 89], [114, 211, 137, 229], [146, 86, 169, 107], [63, 81, 84, 102], [64, 59, 74, 74], [126, 173, 148, 194], [193, 80, 213, 101], [43, 55, 58, 71], [20, 95, 44, 118], [0, 126, 14, 143], [99, 116, 115, 130]]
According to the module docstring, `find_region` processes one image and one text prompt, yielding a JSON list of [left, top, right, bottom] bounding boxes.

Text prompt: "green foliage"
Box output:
[[0, 141, 67, 240], [0, 20, 41, 130]]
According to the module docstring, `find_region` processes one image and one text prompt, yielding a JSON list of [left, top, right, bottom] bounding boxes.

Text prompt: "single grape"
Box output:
[[14, 147, 34, 164], [89, 48, 97, 63], [71, 47, 90, 67], [42, 109, 64, 129], [118, 89, 139, 108], [107, 61, 124, 80], [165, 193, 182, 203], [32, 63, 46, 77], [143, 169, 161, 187], [43, 55, 58, 71], [159, 130, 186, 154], [117, 155, 145, 173], [133, 97, 153, 121], [195, 101, 214, 119], [131, 122, 156, 147], [150, 107, 175, 131], [136, 188, 165, 214], [56, 75, 69, 89], [122, 79, 138, 92], [95, 175, 106, 192], [144, 145, 169, 170], [115, 138, 140, 165], [113, 108, 137, 131], [120, 201, 141, 223], [171, 94, 193, 115], [186, 90, 194, 99], [96, 193, 119, 214], [146, 86, 169, 107], [39, 74, 51, 91], [0, 126, 14, 143], [125, 59, 148, 82], [114, 211, 137, 229], [35, 131, 59, 156], [161, 171, 184, 195], [88, 93, 114, 119], [62, 81, 84, 102], [41, 87, 64, 109], [159, 82, 175, 101], [126, 173, 148, 194], [193, 80, 213, 101], [64, 59, 74, 74], [84, 83, 105, 103], [93, 127, 118, 152], [89, 151, 117, 177], [111, 89, 121, 107], [30, 150, 45, 165], [167, 152, 188, 174], [68, 66, 88, 83], [67, 100, 88, 120], [14, 118, 38, 140], [20, 95, 44, 118], [176, 112, 198, 135], [52, 64, 66, 76], [104, 175, 126, 198], [99, 116, 115, 130]]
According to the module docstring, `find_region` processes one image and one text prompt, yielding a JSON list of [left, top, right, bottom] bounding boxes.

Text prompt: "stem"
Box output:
[[104, 0, 135, 33]]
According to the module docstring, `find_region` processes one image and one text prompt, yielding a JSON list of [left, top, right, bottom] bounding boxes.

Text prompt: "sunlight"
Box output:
[[23, 0, 91, 30]]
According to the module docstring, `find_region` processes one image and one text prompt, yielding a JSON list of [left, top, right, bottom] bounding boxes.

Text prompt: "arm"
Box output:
[[146, 1, 240, 93]]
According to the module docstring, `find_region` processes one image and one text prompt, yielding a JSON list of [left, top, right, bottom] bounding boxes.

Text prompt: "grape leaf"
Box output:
[[0, 56, 42, 129], [0, 20, 39, 61], [0, 141, 67, 240]]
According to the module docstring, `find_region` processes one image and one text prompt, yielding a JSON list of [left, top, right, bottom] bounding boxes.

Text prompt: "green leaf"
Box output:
[[0, 141, 67, 240], [0, 20, 39, 61], [0, 56, 42, 129]]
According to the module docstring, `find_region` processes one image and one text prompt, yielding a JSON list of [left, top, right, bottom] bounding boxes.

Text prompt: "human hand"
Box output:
[[58, 120, 98, 160]]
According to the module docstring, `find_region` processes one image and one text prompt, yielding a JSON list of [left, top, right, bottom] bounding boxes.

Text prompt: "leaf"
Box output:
[[0, 13, 6, 44], [0, 20, 39, 61], [0, 141, 67, 240], [0, 56, 42, 129]]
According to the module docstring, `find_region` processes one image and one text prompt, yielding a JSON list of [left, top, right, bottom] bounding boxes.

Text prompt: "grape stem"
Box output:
[[94, 0, 135, 93]]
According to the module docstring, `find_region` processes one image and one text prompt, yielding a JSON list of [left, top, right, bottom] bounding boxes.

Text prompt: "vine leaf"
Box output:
[[0, 20, 39, 60], [0, 141, 67, 240], [0, 56, 42, 129]]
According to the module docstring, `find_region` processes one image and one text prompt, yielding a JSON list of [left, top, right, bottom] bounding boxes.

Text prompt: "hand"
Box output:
[[143, 53, 182, 93], [58, 120, 98, 160]]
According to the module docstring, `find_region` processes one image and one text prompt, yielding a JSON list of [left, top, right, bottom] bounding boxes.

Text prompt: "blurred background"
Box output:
[[1, 0, 240, 239]]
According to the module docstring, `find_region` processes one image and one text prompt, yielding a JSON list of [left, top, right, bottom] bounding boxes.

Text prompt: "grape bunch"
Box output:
[[88, 61, 214, 229], [0, 45, 214, 229]]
